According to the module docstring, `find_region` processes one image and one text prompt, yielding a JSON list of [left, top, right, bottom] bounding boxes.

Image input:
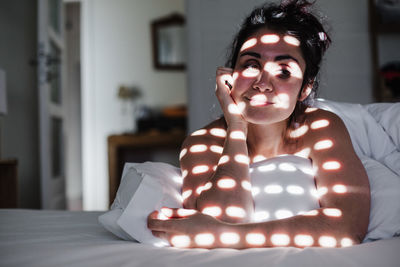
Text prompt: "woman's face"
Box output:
[[231, 28, 309, 125]]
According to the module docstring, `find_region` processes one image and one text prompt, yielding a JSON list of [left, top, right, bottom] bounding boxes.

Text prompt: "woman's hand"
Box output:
[[215, 67, 247, 130], [147, 207, 225, 248]]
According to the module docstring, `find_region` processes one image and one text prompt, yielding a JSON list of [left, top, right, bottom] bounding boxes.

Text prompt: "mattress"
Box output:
[[0, 209, 399, 267]]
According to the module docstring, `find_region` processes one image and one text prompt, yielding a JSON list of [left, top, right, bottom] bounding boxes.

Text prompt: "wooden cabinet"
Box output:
[[369, 0, 400, 102], [0, 159, 18, 208], [107, 130, 186, 206]]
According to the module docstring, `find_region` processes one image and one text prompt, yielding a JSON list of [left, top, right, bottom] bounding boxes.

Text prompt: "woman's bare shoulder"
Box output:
[[181, 117, 227, 149], [302, 108, 351, 150]]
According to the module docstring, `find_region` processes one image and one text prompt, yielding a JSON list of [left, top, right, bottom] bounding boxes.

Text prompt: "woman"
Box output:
[[148, 0, 370, 249]]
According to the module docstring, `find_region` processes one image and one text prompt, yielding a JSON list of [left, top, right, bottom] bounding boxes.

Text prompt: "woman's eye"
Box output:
[[278, 69, 291, 79], [244, 62, 260, 70]]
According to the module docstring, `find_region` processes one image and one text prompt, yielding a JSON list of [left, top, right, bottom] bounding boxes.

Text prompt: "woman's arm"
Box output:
[[180, 67, 254, 223]]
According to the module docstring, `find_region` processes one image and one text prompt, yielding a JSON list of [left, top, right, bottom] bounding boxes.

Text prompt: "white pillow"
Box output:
[[99, 162, 183, 245], [361, 156, 400, 241], [364, 102, 400, 150]]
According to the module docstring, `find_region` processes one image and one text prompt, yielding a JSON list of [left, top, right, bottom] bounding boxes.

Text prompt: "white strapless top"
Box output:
[[249, 155, 320, 222]]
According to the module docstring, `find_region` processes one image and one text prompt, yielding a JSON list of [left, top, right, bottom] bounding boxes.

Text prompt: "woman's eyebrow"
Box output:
[[275, 55, 299, 63], [239, 51, 261, 58], [239, 52, 299, 64]]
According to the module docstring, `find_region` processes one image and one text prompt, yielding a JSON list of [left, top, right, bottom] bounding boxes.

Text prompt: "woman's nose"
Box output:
[[253, 70, 272, 92]]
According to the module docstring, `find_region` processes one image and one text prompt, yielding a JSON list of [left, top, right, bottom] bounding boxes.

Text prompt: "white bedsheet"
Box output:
[[1, 209, 399, 267]]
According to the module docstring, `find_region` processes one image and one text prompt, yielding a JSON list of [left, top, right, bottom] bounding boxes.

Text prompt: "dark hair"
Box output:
[[225, 0, 331, 131]]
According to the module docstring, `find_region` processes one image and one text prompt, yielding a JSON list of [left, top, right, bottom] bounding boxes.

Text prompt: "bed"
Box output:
[[1, 100, 400, 267], [0, 209, 399, 267]]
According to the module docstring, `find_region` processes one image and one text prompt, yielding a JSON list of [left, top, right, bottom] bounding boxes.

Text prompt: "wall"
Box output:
[[186, 0, 374, 132], [81, 0, 186, 210], [0, 0, 40, 208]]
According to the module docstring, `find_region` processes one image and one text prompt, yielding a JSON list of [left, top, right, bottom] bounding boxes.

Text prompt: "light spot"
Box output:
[[153, 241, 169, 247], [218, 155, 230, 165], [190, 144, 208, 153], [286, 185, 305, 195], [253, 155, 267, 163], [289, 125, 309, 138], [273, 93, 290, 109], [217, 178, 236, 189], [220, 232, 240, 245], [314, 139, 333, 150], [235, 154, 250, 164], [311, 119, 330, 129], [332, 184, 347, 194], [252, 186, 261, 196], [279, 163, 297, 172], [240, 38, 257, 51], [177, 208, 197, 217], [288, 61, 303, 79], [195, 233, 215, 246], [203, 182, 212, 191], [202, 206, 222, 217], [191, 129, 207, 136], [299, 166, 315, 176], [226, 206, 246, 218], [302, 210, 319, 216], [319, 236, 337, 248], [253, 211, 270, 222], [341, 237, 353, 247], [230, 130, 246, 140], [192, 165, 210, 174], [242, 67, 260, 78], [161, 207, 173, 217], [294, 234, 314, 247], [182, 169, 188, 179], [210, 128, 227, 138], [157, 212, 169, 220], [295, 147, 311, 158], [318, 187, 328, 196], [258, 163, 276, 172], [179, 148, 187, 159], [228, 102, 246, 115], [196, 184, 207, 195], [261, 34, 280, 44], [213, 165, 217, 171], [182, 189, 192, 200], [271, 234, 290, 246], [171, 235, 191, 248], [322, 208, 342, 217], [210, 145, 223, 154], [283, 35, 300, 46], [264, 184, 283, 194], [275, 209, 294, 219], [246, 233, 266, 246], [319, 32, 327, 41], [249, 94, 268, 107], [172, 176, 183, 184], [241, 180, 252, 191], [322, 161, 341, 170], [305, 107, 318, 113]]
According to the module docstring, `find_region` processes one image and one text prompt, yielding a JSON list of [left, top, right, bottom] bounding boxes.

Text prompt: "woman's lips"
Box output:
[[247, 94, 274, 107]]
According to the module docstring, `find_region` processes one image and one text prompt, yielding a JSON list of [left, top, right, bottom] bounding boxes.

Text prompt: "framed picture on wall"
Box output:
[[151, 13, 186, 70]]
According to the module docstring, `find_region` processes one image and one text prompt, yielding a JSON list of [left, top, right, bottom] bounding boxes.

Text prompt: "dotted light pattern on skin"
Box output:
[[314, 139, 333, 150], [220, 232, 240, 245], [195, 233, 215, 246]]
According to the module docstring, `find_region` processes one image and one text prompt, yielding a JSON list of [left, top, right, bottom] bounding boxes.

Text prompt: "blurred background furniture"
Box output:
[[0, 159, 18, 208], [107, 129, 185, 206]]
